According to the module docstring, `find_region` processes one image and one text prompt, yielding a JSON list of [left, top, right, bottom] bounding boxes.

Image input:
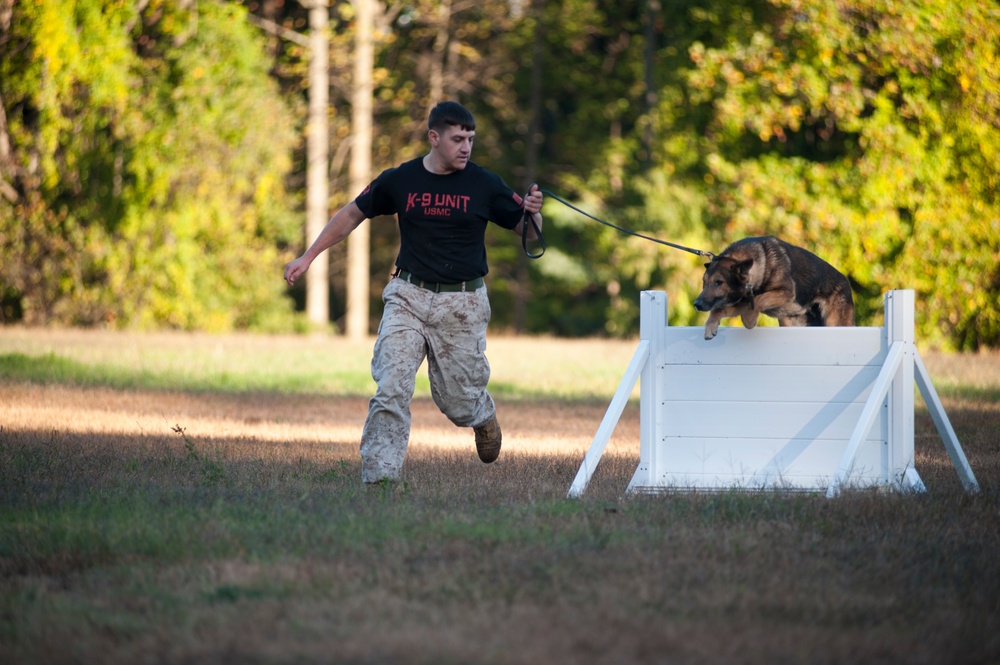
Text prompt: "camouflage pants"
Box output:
[[360, 277, 495, 483]]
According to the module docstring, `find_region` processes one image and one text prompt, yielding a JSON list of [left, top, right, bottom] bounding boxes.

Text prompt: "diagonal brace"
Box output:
[[568, 340, 650, 498]]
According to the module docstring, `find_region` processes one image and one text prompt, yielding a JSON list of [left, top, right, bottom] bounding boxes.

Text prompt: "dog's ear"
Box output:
[[733, 258, 753, 281]]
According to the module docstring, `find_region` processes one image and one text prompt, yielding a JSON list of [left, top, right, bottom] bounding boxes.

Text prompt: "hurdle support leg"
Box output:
[[628, 291, 666, 493], [826, 340, 906, 498], [914, 353, 980, 493], [568, 291, 664, 498], [828, 291, 924, 498], [567, 340, 649, 498]]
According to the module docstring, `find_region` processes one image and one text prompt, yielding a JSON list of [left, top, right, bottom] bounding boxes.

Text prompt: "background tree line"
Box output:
[[1, 0, 998, 349]]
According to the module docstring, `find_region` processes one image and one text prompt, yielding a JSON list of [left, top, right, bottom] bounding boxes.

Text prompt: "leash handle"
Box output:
[[521, 184, 546, 259]]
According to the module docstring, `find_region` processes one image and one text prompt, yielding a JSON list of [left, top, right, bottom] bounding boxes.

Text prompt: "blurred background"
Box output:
[[1, 0, 997, 350]]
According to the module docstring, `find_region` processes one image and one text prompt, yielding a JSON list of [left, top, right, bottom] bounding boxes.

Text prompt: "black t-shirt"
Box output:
[[354, 158, 525, 283]]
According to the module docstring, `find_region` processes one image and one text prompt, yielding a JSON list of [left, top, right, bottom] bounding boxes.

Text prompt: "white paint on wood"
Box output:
[[570, 289, 978, 498], [567, 340, 650, 498]]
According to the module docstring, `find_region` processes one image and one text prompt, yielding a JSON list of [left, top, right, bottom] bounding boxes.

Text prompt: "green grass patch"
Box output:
[[0, 330, 642, 400], [923, 381, 1000, 403], [0, 351, 379, 396]]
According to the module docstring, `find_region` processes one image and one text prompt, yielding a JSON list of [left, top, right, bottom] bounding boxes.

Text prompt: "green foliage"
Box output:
[[2, 0, 998, 348], [680, 0, 1000, 348], [108, 0, 301, 331], [1, 0, 300, 330], [503, 0, 999, 346], [0, 0, 139, 324]]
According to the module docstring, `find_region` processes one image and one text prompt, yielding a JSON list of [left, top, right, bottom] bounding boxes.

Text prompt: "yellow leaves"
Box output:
[[720, 62, 745, 86], [32, 0, 76, 77], [253, 173, 277, 207], [689, 41, 706, 65], [372, 66, 390, 86]]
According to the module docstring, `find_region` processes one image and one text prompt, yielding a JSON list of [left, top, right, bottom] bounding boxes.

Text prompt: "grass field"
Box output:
[[1, 328, 999, 664]]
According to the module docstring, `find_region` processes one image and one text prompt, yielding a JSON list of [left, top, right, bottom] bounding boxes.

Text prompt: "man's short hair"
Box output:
[[428, 101, 476, 132]]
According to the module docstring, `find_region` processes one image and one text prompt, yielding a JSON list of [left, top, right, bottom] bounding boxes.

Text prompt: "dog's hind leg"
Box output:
[[825, 301, 855, 326], [806, 303, 825, 327]]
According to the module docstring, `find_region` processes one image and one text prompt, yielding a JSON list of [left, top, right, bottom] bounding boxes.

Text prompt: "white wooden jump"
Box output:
[[568, 289, 979, 498]]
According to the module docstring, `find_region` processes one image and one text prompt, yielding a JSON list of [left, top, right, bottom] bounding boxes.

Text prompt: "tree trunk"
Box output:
[[345, 0, 375, 339], [305, 0, 330, 328], [428, 0, 452, 107]]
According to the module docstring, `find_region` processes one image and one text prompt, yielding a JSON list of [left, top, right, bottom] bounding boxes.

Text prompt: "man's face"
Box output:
[[429, 125, 475, 172]]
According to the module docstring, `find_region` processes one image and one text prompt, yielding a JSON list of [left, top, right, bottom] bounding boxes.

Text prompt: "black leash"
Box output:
[[519, 192, 547, 259], [520, 187, 715, 260]]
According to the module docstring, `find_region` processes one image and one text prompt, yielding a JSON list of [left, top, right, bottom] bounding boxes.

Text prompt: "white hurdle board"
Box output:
[[568, 290, 980, 498]]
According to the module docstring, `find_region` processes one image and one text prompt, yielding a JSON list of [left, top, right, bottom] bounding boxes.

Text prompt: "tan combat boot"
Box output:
[[473, 413, 502, 463]]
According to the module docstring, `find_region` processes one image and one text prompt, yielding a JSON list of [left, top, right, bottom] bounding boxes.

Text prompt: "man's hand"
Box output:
[[284, 256, 311, 286], [523, 183, 543, 215], [515, 183, 544, 241]]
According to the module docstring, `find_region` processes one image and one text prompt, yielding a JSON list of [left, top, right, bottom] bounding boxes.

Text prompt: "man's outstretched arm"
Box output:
[[284, 202, 367, 286]]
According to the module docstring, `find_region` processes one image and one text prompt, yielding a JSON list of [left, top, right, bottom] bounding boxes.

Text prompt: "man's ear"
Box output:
[[427, 129, 439, 146], [733, 258, 753, 282]]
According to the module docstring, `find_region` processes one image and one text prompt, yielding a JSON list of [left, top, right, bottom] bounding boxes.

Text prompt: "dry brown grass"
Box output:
[[2, 336, 999, 665]]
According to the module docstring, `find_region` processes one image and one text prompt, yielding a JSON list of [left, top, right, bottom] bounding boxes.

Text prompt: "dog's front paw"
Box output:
[[703, 323, 719, 340]]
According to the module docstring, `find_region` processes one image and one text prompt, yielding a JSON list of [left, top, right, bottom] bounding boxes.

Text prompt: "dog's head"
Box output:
[[693, 256, 754, 312]]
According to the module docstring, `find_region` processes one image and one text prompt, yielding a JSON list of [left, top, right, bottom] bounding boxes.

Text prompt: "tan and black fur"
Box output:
[[693, 236, 854, 340]]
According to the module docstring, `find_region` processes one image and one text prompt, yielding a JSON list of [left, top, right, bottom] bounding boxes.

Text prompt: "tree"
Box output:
[[345, 0, 374, 339], [305, 0, 331, 329], [0, 0, 137, 324], [683, 0, 1000, 348], [0, 0, 300, 330], [4, 0, 995, 350]]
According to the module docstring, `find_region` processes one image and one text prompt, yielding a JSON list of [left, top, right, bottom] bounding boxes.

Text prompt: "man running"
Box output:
[[283, 101, 543, 484]]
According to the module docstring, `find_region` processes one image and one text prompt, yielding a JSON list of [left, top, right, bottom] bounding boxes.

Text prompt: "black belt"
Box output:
[[396, 270, 484, 293]]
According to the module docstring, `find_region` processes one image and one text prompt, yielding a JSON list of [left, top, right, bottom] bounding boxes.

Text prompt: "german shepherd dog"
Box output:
[[693, 236, 854, 340]]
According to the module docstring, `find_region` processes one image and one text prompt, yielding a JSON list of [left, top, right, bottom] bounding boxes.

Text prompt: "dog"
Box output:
[[693, 236, 854, 340]]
